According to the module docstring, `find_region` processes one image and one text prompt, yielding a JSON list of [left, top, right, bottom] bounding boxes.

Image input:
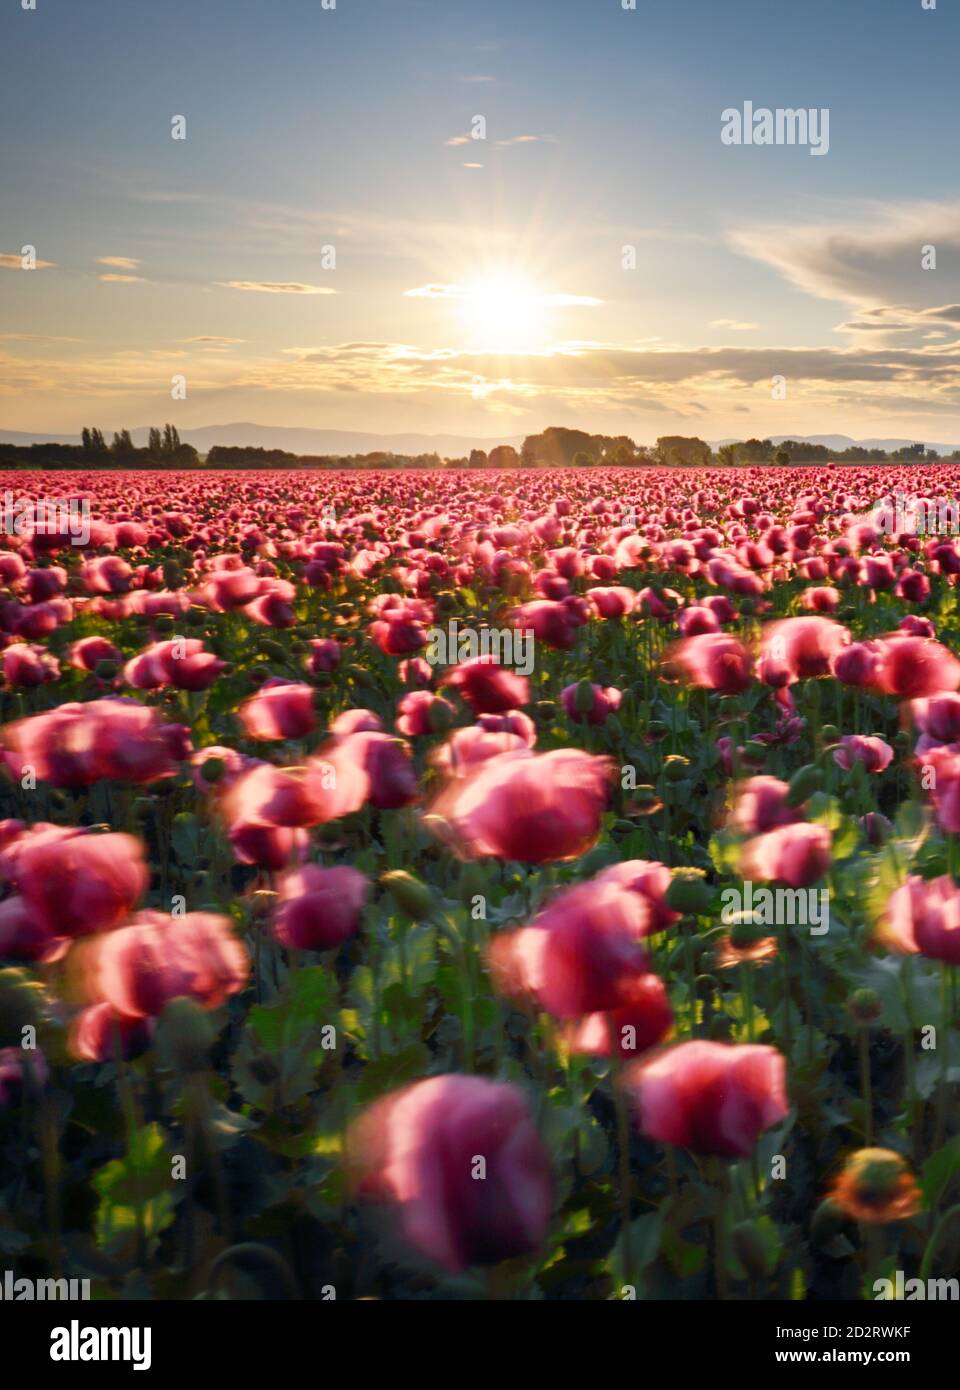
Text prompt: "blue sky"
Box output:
[[3, 0, 959, 443]]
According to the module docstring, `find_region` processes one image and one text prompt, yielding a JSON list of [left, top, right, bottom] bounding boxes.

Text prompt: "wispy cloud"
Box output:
[[99, 273, 147, 284], [182, 335, 247, 346], [217, 281, 337, 295], [1, 253, 55, 270], [711, 319, 758, 331], [97, 256, 141, 270]]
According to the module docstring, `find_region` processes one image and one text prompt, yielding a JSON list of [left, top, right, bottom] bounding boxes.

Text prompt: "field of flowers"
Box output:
[[1, 463, 960, 1302]]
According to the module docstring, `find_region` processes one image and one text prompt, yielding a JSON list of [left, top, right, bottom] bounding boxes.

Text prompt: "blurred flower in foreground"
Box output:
[[666, 633, 753, 695], [430, 747, 611, 863], [832, 735, 893, 774], [488, 879, 651, 1019], [84, 911, 249, 1018], [880, 874, 960, 962], [827, 1148, 921, 1225], [566, 973, 673, 1059], [625, 1040, 788, 1158], [346, 1074, 552, 1272], [3, 699, 189, 786], [272, 864, 368, 951], [740, 822, 831, 888], [0, 825, 148, 940]]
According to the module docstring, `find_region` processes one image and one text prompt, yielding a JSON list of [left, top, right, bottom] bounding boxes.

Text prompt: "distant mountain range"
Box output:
[[3, 424, 959, 456], [711, 434, 960, 453]]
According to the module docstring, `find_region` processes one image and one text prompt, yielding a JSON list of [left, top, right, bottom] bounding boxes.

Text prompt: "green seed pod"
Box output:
[[848, 987, 882, 1024], [257, 639, 286, 661], [154, 614, 175, 634], [743, 740, 769, 764], [786, 763, 823, 807], [717, 696, 743, 719], [819, 724, 840, 745], [632, 784, 659, 806], [200, 756, 226, 785], [381, 870, 433, 920], [663, 755, 691, 784], [157, 997, 215, 1074], [732, 1221, 771, 1280], [728, 916, 771, 949], [185, 607, 206, 628], [535, 699, 557, 721], [93, 659, 119, 680], [665, 871, 712, 916]]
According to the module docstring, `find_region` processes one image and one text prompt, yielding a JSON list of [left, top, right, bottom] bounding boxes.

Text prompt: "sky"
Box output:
[[2, 0, 960, 446]]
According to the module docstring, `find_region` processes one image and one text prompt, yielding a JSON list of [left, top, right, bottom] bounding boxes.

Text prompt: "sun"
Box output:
[[457, 271, 547, 353]]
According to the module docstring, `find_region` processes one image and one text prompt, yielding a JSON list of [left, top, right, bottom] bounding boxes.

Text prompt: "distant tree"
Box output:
[[468, 449, 488, 469], [111, 429, 135, 455], [148, 427, 163, 456], [716, 443, 738, 467], [90, 428, 107, 454], [656, 435, 711, 467], [488, 444, 520, 469], [81, 427, 92, 453], [774, 446, 790, 466]]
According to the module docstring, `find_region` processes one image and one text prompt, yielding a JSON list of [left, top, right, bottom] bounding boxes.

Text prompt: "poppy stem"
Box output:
[[859, 1025, 873, 1146], [612, 1057, 634, 1291]]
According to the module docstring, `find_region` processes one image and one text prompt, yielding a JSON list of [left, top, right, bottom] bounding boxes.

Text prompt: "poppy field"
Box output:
[[2, 463, 960, 1303]]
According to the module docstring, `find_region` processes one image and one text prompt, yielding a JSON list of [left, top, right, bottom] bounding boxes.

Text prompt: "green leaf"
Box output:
[[93, 1122, 180, 1258]]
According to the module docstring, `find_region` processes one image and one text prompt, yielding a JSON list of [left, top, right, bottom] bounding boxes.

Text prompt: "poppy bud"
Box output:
[[573, 679, 595, 714], [157, 997, 215, 1074], [810, 1197, 847, 1248], [381, 870, 433, 919], [819, 724, 840, 744], [427, 698, 454, 735], [786, 764, 822, 807], [200, 756, 225, 785], [93, 659, 119, 680]]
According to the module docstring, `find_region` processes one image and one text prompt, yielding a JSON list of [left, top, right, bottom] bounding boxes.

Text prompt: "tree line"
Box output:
[[1, 425, 956, 471]]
